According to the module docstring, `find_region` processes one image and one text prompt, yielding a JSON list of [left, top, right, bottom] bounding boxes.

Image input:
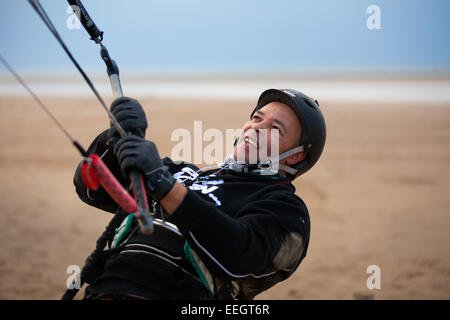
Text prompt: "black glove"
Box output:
[[114, 135, 176, 202], [106, 97, 148, 147]]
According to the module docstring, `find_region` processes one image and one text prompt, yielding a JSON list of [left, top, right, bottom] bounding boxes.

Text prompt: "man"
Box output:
[[67, 88, 326, 300]]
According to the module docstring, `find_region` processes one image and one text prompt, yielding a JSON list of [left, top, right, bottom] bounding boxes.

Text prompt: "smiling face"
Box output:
[[233, 101, 306, 174]]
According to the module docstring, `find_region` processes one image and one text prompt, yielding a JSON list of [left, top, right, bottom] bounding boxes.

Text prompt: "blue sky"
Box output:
[[1, 0, 449, 75]]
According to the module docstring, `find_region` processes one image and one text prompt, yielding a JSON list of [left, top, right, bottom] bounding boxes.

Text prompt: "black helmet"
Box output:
[[251, 89, 326, 180]]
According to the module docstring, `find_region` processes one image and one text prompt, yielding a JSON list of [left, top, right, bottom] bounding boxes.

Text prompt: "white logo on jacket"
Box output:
[[174, 167, 223, 206], [188, 180, 223, 206], [174, 167, 199, 183]]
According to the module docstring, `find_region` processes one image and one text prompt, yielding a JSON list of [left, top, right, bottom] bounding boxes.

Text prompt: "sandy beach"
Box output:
[[0, 93, 449, 300]]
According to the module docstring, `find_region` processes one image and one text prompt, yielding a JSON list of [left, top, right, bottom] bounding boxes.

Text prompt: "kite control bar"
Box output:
[[67, 0, 123, 99], [65, 0, 154, 234], [26, 0, 154, 234]]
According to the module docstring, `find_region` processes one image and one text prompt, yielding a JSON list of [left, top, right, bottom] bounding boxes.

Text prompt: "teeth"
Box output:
[[244, 136, 257, 148]]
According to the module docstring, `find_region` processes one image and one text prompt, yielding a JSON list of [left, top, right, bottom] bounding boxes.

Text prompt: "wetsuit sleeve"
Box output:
[[169, 189, 309, 278], [73, 129, 128, 214]]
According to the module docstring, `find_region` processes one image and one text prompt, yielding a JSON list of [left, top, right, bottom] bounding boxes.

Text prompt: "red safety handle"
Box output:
[[81, 154, 138, 214]]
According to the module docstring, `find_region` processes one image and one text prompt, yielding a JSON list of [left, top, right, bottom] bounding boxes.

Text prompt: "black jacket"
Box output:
[[74, 130, 310, 299]]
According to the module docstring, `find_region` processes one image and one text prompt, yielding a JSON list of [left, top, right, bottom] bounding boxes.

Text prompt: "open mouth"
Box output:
[[244, 136, 258, 148]]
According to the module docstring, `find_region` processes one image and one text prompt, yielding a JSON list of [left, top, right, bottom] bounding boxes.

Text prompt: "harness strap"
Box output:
[[184, 242, 215, 294]]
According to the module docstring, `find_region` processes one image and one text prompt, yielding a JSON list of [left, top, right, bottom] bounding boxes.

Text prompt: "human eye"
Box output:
[[252, 115, 261, 121]]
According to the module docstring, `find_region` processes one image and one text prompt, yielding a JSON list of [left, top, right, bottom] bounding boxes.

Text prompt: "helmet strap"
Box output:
[[222, 145, 304, 176], [259, 145, 304, 176]]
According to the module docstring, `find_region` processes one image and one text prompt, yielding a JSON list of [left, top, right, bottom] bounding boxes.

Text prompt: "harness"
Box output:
[[107, 206, 221, 298]]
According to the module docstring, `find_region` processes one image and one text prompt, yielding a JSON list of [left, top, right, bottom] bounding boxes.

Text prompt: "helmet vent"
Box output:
[[303, 98, 317, 109]]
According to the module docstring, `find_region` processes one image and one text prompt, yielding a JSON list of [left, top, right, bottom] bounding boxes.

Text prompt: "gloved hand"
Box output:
[[106, 97, 148, 148], [114, 135, 176, 201]]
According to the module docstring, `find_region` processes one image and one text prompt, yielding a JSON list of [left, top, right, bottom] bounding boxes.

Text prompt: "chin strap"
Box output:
[[220, 145, 304, 177]]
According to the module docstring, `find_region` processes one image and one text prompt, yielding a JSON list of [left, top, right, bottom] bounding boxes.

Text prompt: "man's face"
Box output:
[[233, 101, 304, 169]]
